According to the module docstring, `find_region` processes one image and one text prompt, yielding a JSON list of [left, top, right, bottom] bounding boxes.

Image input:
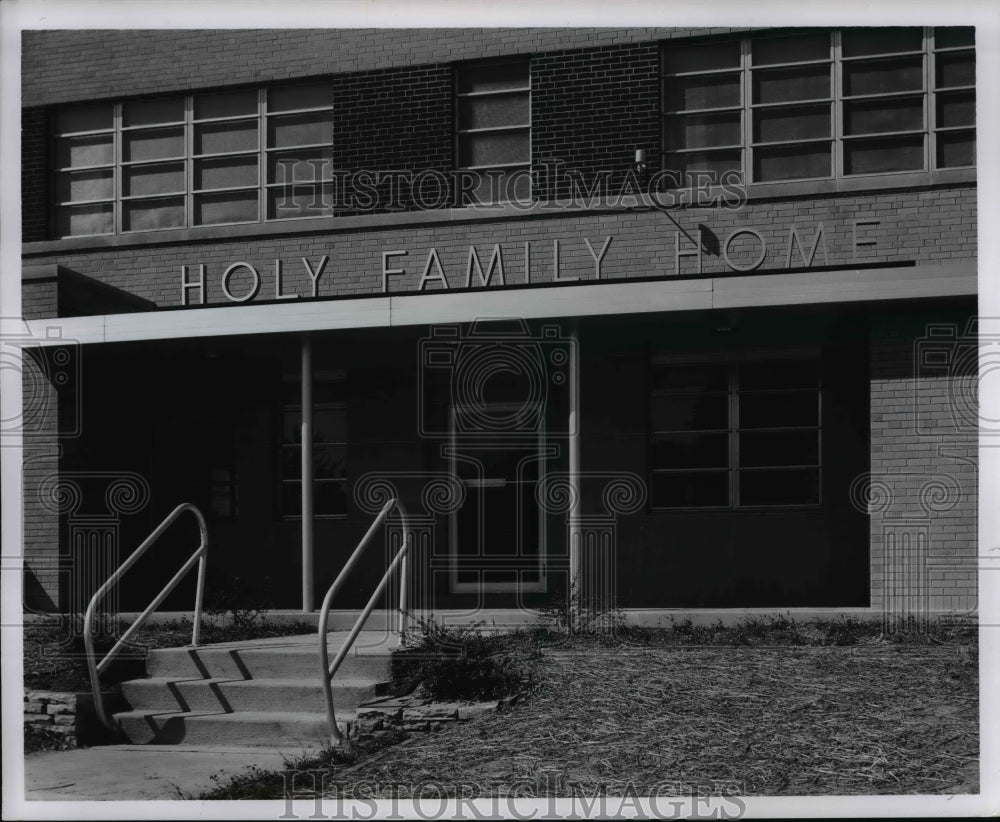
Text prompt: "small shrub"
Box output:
[[392, 616, 538, 701], [535, 581, 625, 638], [205, 572, 274, 632]]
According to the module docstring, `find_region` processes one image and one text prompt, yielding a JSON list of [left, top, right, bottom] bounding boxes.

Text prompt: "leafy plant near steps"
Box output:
[[391, 616, 540, 701], [204, 571, 274, 631]]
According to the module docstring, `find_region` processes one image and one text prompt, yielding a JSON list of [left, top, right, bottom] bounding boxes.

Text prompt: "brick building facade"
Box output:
[[20, 27, 977, 622]]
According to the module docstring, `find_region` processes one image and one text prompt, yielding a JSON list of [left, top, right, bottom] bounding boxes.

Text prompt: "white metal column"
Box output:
[[301, 334, 314, 612], [568, 322, 582, 595]]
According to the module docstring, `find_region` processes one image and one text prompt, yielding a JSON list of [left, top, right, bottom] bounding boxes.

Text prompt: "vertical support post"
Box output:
[[301, 334, 314, 612], [568, 322, 582, 608]]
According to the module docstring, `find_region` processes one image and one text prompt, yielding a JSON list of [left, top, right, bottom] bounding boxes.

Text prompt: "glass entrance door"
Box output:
[[446, 403, 553, 594]]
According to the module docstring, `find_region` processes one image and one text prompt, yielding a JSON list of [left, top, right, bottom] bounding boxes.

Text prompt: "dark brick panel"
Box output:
[[22, 107, 48, 243], [332, 63, 454, 215], [532, 43, 661, 201]]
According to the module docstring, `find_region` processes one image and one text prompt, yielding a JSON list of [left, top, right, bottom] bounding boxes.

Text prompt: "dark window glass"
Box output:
[[315, 481, 348, 517], [194, 191, 259, 226], [457, 94, 530, 130], [195, 156, 259, 191], [267, 184, 334, 220], [739, 468, 820, 505], [841, 28, 923, 57], [753, 104, 830, 143], [650, 364, 729, 393], [651, 471, 729, 508], [665, 111, 742, 150], [844, 134, 924, 174], [754, 144, 831, 182], [56, 135, 114, 168], [122, 97, 184, 127], [936, 91, 975, 129], [123, 162, 185, 197], [663, 40, 740, 74], [57, 169, 114, 202], [194, 121, 258, 155], [845, 96, 924, 135], [122, 197, 185, 231], [753, 65, 831, 104], [195, 89, 258, 119], [122, 127, 184, 162], [56, 203, 114, 237], [651, 393, 729, 432], [739, 360, 819, 390], [843, 56, 924, 96], [739, 390, 818, 429], [935, 53, 975, 89], [752, 33, 830, 65], [268, 82, 330, 112], [739, 430, 819, 467], [665, 73, 741, 111], [457, 62, 529, 94], [651, 433, 730, 469], [935, 27, 975, 49], [663, 150, 742, 181], [937, 132, 975, 168]]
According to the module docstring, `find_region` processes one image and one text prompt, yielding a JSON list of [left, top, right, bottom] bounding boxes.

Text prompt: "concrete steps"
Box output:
[[113, 632, 395, 747]]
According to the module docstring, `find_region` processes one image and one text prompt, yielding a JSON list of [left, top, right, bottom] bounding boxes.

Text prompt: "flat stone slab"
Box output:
[[24, 743, 323, 800]]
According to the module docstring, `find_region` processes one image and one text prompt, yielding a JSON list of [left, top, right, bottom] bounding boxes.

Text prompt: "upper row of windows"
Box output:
[[52, 27, 974, 239]]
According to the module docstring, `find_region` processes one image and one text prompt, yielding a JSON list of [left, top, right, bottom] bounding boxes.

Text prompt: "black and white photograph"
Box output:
[[1, 1, 997, 819]]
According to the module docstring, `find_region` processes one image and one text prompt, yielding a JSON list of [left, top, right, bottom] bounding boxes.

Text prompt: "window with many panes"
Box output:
[[53, 81, 333, 237], [280, 376, 347, 518], [661, 27, 974, 185], [455, 60, 531, 205], [649, 358, 821, 509]]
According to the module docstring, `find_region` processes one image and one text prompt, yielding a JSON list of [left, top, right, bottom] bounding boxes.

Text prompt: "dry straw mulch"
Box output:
[[324, 646, 977, 797]]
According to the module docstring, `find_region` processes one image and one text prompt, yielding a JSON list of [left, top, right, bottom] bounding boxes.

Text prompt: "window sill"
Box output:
[[23, 167, 976, 256]]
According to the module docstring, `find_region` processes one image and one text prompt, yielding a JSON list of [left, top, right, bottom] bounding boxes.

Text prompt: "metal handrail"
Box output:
[[318, 498, 411, 744], [84, 502, 208, 730]]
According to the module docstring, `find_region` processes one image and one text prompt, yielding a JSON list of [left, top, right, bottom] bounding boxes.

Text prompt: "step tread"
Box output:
[[115, 708, 353, 721], [126, 676, 385, 688], [150, 632, 397, 652]]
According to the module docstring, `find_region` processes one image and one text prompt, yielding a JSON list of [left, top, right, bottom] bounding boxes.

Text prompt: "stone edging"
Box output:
[[354, 691, 522, 740], [24, 691, 124, 747]]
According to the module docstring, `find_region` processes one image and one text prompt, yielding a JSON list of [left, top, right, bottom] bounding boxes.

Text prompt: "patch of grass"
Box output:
[[527, 613, 977, 649], [198, 731, 408, 800], [23, 724, 75, 754], [392, 617, 540, 701]]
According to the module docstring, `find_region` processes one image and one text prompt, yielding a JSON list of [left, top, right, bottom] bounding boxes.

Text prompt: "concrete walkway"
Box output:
[[25, 743, 322, 800]]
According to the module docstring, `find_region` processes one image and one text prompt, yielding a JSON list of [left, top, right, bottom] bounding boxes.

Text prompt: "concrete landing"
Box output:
[[24, 743, 320, 800]]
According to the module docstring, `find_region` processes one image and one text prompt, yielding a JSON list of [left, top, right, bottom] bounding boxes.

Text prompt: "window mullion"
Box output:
[[927, 27, 935, 171], [259, 86, 267, 223], [185, 95, 193, 229], [742, 37, 751, 185], [833, 30, 842, 179], [114, 102, 122, 234]]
